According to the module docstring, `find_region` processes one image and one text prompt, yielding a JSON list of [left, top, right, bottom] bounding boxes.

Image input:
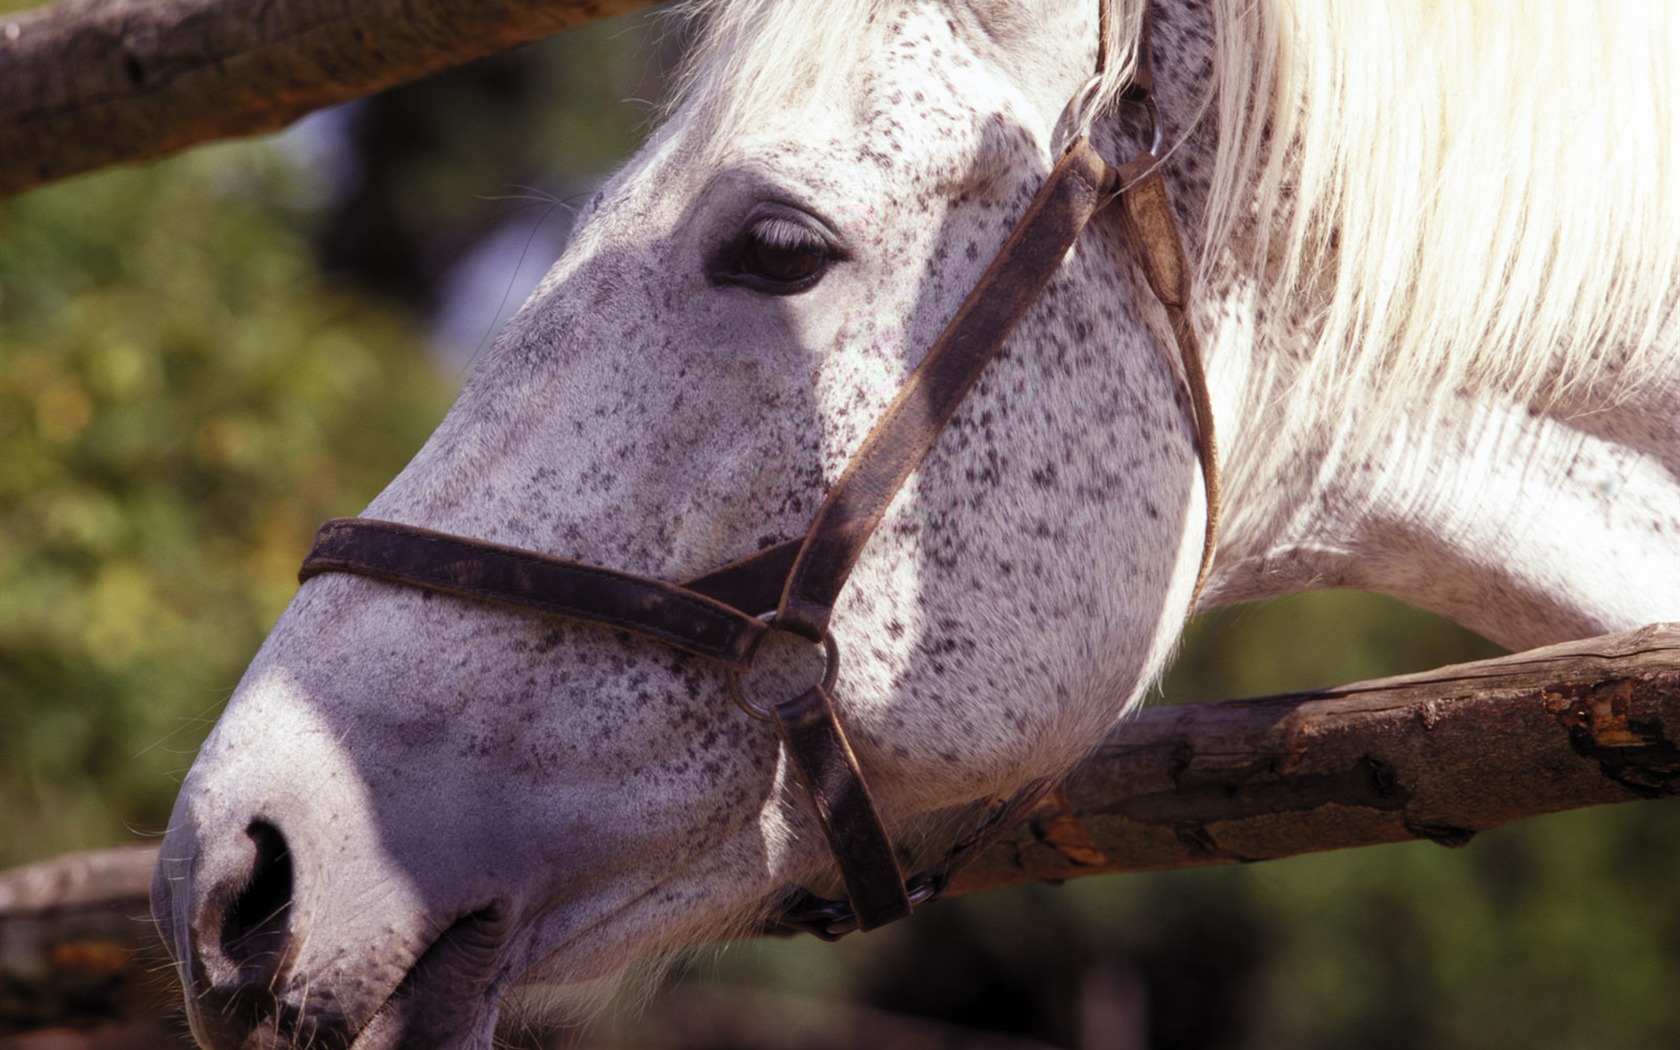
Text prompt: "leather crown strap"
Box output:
[[299, 110, 1219, 939]]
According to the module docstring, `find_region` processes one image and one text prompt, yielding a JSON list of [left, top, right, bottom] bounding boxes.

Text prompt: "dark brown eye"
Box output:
[[727, 216, 832, 293]]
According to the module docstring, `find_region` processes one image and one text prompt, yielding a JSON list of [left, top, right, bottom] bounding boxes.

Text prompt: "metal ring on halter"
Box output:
[[1059, 73, 1162, 161], [794, 872, 942, 941], [1132, 94, 1163, 158], [727, 619, 841, 722], [1062, 72, 1107, 142]]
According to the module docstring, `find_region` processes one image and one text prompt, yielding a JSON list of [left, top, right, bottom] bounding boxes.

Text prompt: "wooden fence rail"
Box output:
[[0, 0, 661, 197]]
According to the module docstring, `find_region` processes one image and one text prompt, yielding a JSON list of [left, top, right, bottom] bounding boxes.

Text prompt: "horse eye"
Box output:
[[725, 215, 833, 293]]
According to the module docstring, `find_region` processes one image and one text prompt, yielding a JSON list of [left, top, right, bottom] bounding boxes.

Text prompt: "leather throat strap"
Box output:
[[297, 118, 1218, 936], [1116, 154, 1221, 604]]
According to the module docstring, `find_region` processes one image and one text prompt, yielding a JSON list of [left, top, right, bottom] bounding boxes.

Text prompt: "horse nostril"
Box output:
[[218, 820, 294, 981], [181, 820, 300, 1049]]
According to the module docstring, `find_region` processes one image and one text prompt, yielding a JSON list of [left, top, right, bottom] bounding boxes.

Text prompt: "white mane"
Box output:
[[665, 0, 892, 144], [672, 0, 1678, 427], [1209, 0, 1680, 434]]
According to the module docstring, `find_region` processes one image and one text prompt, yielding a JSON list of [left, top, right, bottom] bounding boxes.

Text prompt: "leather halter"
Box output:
[[299, 17, 1219, 940]]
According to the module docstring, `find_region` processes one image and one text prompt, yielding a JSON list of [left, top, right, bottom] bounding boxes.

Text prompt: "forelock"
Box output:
[[665, 0, 894, 148]]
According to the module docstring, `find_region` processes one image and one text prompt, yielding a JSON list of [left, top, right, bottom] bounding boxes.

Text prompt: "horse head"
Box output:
[[152, 1, 1215, 1045]]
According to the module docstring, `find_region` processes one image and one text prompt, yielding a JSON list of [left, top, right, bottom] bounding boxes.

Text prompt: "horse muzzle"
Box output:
[[149, 667, 520, 1050], [152, 807, 511, 1050]]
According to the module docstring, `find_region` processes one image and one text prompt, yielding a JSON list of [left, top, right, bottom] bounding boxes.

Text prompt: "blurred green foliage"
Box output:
[[0, 7, 655, 874], [312, 19, 661, 310], [0, 145, 452, 867]]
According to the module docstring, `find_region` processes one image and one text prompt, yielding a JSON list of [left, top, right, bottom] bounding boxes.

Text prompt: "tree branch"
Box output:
[[0, 0, 661, 198], [6, 623, 1679, 1028]]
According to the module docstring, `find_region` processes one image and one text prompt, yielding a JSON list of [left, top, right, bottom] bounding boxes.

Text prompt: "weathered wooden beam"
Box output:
[[0, 0, 662, 198], [952, 622, 1680, 894], [6, 623, 1679, 1029], [0, 844, 175, 1034]]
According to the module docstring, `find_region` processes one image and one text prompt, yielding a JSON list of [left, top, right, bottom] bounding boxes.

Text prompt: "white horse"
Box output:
[[152, 0, 1680, 1045]]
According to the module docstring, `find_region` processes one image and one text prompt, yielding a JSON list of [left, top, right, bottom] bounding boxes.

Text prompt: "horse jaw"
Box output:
[[152, 2, 1211, 1044]]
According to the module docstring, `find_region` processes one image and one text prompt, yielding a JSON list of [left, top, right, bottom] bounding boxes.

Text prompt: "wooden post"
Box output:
[[0, 845, 177, 1035]]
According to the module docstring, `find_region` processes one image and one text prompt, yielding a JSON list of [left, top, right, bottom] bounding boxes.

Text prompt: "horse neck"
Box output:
[[1141, 0, 1680, 651], [1201, 329, 1680, 651]]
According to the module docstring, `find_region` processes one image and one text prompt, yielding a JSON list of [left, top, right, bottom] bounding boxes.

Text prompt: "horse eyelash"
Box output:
[[750, 215, 829, 253]]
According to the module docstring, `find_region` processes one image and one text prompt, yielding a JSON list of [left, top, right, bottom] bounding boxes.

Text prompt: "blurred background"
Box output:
[[4, 6, 1679, 1049]]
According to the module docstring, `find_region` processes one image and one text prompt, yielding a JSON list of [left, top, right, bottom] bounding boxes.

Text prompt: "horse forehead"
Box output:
[[673, 8, 1042, 185]]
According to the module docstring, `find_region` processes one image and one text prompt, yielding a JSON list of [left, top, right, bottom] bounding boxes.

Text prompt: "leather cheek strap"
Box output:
[[774, 139, 1119, 642], [753, 139, 1128, 935]]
